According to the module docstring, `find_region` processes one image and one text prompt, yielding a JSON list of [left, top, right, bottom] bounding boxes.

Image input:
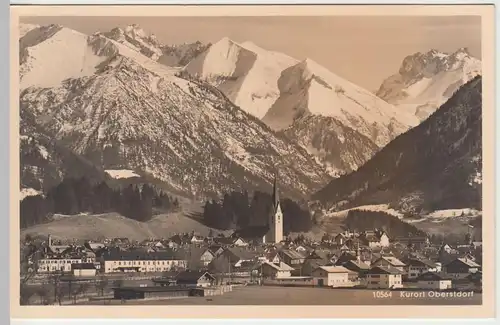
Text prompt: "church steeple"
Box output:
[[263, 169, 284, 244], [272, 169, 280, 211]]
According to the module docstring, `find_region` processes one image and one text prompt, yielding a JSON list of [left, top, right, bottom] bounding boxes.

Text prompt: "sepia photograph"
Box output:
[[10, 3, 495, 319]]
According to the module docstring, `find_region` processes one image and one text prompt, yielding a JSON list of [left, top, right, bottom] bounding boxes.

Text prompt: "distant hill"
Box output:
[[20, 211, 232, 242]]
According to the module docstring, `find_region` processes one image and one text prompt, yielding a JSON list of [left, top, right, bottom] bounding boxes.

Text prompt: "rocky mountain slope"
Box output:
[[265, 58, 419, 176], [19, 24, 330, 201], [312, 76, 482, 215], [102, 24, 211, 67], [184, 38, 419, 176], [376, 48, 481, 121], [20, 108, 107, 200], [280, 115, 379, 176]]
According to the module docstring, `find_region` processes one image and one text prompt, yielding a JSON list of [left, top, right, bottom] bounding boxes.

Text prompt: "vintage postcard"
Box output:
[[10, 4, 495, 319]]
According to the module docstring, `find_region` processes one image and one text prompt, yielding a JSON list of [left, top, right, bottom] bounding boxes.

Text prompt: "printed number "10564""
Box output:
[[373, 291, 393, 298]]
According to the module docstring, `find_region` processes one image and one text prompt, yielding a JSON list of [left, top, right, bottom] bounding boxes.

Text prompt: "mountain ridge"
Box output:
[[19, 24, 331, 202], [312, 75, 482, 216]]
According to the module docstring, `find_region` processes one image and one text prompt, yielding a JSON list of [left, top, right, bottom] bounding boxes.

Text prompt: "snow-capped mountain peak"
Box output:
[[19, 25, 178, 90], [377, 47, 481, 121], [262, 57, 419, 147], [124, 24, 149, 39], [102, 24, 163, 61], [19, 24, 331, 201], [184, 36, 298, 119]]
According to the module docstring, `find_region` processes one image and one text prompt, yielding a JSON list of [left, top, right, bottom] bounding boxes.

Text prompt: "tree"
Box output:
[[138, 184, 154, 221], [36, 284, 53, 305], [77, 283, 90, 302], [93, 181, 113, 213], [47, 179, 79, 215], [74, 177, 94, 213], [20, 195, 50, 228]]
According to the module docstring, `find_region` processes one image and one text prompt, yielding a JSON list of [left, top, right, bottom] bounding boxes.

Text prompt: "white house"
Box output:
[[262, 252, 281, 264], [191, 235, 205, 244], [361, 231, 390, 248], [260, 261, 294, 279], [199, 249, 216, 266], [366, 266, 403, 289], [232, 237, 249, 247], [153, 241, 165, 249], [295, 245, 308, 253], [406, 258, 439, 279], [100, 250, 187, 273], [371, 256, 406, 272], [311, 266, 358, 288], [71, 263, 97, 277], [37, 258, 83, 273], [416, 272, 453, 291]]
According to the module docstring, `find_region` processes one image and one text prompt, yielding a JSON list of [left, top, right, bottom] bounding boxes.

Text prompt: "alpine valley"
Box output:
[[18, 23, 482, 239], [312, 76, 482, 236]]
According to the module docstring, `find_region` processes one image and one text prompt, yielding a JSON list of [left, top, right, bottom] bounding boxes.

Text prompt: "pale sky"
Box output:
[[21, 16, 481, 91]]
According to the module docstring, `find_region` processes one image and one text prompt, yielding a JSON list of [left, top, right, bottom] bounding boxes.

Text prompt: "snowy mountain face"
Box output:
[[183, 37, 299, 119], [19, 24, 331, 201], [312, 76, 482, 216], [376, 48, 481, 121], [261, 58, 420, 176], [263, 58, 419, 147], [184, 39, 419, 176], [102, 24, 211, 67]]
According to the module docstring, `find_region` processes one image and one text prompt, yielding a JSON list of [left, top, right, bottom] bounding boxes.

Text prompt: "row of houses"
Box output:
[[28, 233, 482, 287]]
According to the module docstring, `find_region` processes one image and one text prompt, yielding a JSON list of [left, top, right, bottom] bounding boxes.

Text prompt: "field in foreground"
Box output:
[[81, 286, 482, 306]]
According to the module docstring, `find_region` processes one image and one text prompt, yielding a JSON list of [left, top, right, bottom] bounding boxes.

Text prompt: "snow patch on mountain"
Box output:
[[426, 208, 480, 219], [36, 144, 49, 159], [20, 187, 43, 201], [105, 169, 140, 179], [323, 204, 404, 219]]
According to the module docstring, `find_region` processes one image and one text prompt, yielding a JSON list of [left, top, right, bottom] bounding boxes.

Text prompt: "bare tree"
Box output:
[[96, 275, 109, 296], [20, 242, 44, 305], [48, 273, 64, 305], [78, 283, 91, 302], [36, 283, 54, 305]]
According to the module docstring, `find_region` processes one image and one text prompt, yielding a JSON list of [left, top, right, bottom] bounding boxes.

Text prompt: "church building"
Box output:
[[263, 172, 284, 244]]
